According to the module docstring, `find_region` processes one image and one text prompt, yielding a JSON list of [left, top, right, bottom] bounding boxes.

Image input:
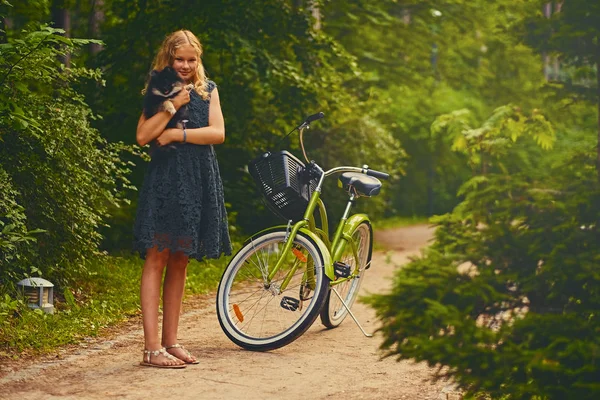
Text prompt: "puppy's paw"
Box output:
[[184, 84, 194, 91], [160, 100, 176, 116]]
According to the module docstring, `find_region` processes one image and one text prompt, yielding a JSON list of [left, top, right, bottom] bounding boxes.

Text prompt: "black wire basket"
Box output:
[[248, 151, 318, 222]]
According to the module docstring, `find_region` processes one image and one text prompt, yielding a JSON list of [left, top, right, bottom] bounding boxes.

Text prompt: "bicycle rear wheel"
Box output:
[[320, 221, 372, 328], [216, 230, 330, 351]]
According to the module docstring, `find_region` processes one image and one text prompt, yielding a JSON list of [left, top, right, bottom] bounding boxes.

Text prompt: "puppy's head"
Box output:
[[148, 66, 185, 98]]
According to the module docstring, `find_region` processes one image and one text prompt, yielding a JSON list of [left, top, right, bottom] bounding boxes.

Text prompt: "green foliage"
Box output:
[[366, 110, 600, 399], [5, 0, 557, 237], [0, 25, 136, 284], [323, 0, 550, 217], [0, 168, 44, 277], [431, 105, 555, 175], [308, 113, 406, 223], [523, 0, 600, 178], [83, 0, 403, 237], [524, 0, 600, 101]]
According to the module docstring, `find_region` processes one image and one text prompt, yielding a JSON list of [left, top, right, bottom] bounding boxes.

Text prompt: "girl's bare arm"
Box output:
[[155, 88, 225, 146], [136, 89, 190, 146]]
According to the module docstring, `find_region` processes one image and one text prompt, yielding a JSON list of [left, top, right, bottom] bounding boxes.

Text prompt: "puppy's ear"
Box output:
[[150, 70, 158, 78]]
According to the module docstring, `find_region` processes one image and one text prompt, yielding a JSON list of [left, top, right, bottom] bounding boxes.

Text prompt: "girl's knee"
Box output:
[[169, 251, 189, 267], [145, 247, 170, 269]]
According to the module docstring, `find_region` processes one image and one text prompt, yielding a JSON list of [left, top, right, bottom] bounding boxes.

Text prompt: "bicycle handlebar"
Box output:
[[365, 169, 390, 180], [322, 166, 390, 181], [305, 112, 325, 123], [297, 112, 390, 182]]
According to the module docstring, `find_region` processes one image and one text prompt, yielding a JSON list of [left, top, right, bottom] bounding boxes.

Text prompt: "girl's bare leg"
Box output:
[[162, 251, 197, 363], [140, 247, 183, 366]]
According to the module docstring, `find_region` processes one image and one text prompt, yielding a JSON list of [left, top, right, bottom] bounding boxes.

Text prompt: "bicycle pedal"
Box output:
[[280, 296, 300, 311], [333, 261, 351, 279]]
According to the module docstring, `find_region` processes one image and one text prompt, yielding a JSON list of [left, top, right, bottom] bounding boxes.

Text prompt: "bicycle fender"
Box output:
[[342, 214, 371, 236], [332, 214, 373, 265], [244, 225, 335, 281]]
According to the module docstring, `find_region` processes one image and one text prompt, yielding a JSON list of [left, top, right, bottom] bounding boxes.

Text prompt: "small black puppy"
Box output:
[[143, 66, 193, 129]]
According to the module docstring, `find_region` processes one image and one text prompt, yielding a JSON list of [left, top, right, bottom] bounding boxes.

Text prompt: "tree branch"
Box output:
[[0, 34, 49, 87]]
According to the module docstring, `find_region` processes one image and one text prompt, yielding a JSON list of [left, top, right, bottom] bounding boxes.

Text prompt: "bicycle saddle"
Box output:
[[339, 172, 382, 197]]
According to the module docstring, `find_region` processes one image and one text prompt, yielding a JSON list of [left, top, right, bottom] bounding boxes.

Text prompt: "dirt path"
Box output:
[[0, 225, 451, 400]]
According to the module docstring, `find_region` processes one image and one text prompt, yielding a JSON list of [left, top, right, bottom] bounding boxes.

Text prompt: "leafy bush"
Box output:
[[0, 167, 43, 278], [0, 25, 137, 285], [366, 108, 600, 399]]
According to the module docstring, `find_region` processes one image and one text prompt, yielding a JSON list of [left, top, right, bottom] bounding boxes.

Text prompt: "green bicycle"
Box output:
[[216, 112, 389, 351]]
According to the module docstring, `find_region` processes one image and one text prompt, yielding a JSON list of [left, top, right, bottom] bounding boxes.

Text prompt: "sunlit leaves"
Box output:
[[431, 105, 555, 175], [0, 25, 136, 285]]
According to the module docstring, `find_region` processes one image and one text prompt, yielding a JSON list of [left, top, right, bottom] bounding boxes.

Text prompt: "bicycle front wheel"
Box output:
[[320, 221, 372, 328], [216, 230, 330, 351]]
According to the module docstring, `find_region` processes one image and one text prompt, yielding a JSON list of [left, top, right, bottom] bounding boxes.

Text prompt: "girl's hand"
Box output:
[[171, 87, 191, 110], [156, 128, 182, 146]]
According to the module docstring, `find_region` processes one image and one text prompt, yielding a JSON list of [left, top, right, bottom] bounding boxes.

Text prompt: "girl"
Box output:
[[133, 30, 232, 368]]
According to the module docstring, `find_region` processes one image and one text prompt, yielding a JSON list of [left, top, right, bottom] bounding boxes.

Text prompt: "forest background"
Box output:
[[1, 1, 599, 399]]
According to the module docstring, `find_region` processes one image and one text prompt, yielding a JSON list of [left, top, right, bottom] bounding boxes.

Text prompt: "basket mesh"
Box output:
[[248, 151, 317, 221]]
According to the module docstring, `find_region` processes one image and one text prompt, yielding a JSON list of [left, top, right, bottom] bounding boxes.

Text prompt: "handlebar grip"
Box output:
[[305, 112, 325, 123], [366, 169, 390, 180]]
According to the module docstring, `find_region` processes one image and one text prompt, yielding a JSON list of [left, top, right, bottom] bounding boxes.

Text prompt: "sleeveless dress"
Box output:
[[133, 80, 232, 261]]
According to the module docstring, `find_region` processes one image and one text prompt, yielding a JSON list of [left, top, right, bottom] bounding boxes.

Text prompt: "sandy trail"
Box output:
[[0, 225, 450, 400]]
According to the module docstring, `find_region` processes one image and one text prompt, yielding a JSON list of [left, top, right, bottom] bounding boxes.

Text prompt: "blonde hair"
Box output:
[[146, 30, 210, 99]]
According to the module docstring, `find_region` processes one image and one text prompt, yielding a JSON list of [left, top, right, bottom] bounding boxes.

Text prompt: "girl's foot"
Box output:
[[165, 344, 199, 364], [140, 348, 186, 368]]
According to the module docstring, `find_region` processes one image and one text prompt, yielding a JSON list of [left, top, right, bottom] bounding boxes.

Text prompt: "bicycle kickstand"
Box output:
[[331, 288, 373, 337]]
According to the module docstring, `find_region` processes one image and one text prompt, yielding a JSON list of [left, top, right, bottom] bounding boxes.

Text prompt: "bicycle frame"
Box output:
[[247, 215, 368, 290], [216, 113, 387, 348], [248, 161, 372, 291]]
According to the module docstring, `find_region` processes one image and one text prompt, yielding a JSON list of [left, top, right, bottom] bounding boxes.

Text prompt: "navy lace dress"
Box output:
[[133, 80, 232, 261]]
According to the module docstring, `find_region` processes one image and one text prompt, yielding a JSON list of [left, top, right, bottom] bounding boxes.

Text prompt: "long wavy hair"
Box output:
[[144, 30, 209, 99]]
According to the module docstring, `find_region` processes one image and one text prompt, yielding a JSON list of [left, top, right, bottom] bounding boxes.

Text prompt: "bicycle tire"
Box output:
[[216, 229, 330, 351], [320, 221, 372, 328]]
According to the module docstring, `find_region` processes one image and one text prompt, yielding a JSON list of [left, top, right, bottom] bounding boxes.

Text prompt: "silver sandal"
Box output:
[[140, 347, 186, 369], [165, 343, 200, 365]]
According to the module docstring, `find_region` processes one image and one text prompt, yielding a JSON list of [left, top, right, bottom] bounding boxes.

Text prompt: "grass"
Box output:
[[0, 253, 232, 360]]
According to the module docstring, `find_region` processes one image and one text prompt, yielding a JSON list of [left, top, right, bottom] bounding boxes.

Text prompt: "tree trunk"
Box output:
[[402, 8, 411, 25], [51, 2, 71, 67], [543, 2, 552, 81], [89, 0, 104, 56], [310, 1, 321, 31], [427, 163, 434, 216], [292, 0, 320, 30]]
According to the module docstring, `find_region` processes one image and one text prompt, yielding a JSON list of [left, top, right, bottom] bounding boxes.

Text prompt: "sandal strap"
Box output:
[[143, 347, 179, 363], [165, 343, 194, 359], [165, 343, 191, 355], [164, 343, 185, 350]]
